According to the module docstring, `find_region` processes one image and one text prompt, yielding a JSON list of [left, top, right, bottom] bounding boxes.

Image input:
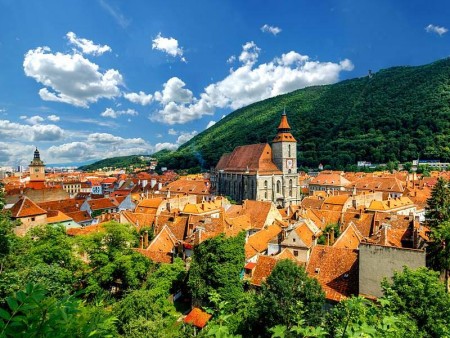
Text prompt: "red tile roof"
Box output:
[[10, 197, 47, 218], [215, 143, 281, 174], [306, 246, 358, 302], [184, 307, 212, 328]]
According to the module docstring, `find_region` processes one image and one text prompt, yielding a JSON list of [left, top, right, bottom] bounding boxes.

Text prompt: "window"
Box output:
[[264, 180, 268, 189], [288, 144, 291, 157], [31, 217, 35, 221], [277, 180, 281, 194], [289, 179, 293, 197], [293, 250, 298, 257], [264, 191, 267, 199]]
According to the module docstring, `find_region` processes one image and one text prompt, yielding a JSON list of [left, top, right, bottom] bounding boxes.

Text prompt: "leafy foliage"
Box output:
[[0, 283, 117, 337], [188, 233, 246, 308], [256, 260, 325, 336], [381, 267, 450, 337]]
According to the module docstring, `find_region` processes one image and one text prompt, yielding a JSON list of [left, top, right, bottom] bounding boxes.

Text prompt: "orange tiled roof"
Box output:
[[121, 210, 155, 229], [38, 198, 82, 213], [306, 246, 358, 302], [135, 225, 177, 263], [87, 198, 118, 211], [348, 176, 404, 194], [46, 210, 72, 224], [10, 197, 47, 218], [215, 143, 281, 174], [184, 307, 212, 328], [333, 223, 363, 249], [250, 255, 278, 286], [66, 223, 105, 236], [310, 172, 351, 187], [65, 210, 91, 223], [245, 224, 282, 259], [301, 197, 324, 210]]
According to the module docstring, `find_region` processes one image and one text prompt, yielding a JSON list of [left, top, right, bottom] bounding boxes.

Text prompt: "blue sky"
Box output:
[[1, 0, 450, 166]]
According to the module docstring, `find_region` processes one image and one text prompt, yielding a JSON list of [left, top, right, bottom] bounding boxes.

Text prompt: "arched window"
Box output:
[[264, 191, 268, 199], [264, 180, 268, 189], [289, 179, 293, 197], [288, 144, 291, 157], [277, 180, 281, 194]]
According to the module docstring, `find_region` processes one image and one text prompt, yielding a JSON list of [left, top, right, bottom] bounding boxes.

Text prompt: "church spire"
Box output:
[[273, 109, 296, 143]]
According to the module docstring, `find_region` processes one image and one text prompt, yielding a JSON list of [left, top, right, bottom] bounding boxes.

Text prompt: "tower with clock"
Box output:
[[29, 148, 46, 182], [271, 110, 299, 206]]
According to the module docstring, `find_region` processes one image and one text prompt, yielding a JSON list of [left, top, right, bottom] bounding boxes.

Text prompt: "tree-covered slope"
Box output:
[[78, 155, 150, 171], [159, 58, 450, 170]]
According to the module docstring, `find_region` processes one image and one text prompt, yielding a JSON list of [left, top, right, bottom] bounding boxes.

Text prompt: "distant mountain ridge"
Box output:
[[82, 58, 450, 171]]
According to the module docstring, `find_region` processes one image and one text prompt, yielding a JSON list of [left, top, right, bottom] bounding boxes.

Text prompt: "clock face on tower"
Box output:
[[286, 159, 293, 169], [34, 168, 40, 172]]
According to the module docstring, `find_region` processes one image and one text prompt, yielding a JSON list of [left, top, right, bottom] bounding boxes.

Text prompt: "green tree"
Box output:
[[0, 283, 117, 337], [425, 177, 450, 229], [428, 221, 450, 292], [256, 260, 325, 336], [79, 222, 152, 298], [381, 267, 450, 337], [326, 296, 419, 338], [188, 233, 245, 308]]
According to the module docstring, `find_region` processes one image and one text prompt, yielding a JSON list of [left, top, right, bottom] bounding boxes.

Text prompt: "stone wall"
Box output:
[[359, 243, 426, 298]]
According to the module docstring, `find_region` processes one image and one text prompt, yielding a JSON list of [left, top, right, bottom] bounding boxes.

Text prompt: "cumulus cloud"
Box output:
[[154, 77, 193, 104], [153, 142, 178, 152], [151, 42, 353, 124], [168, 128, 178, 135], [47, 142, 96, 161], [0, 142, 35, 166], [86, 132, 146, 145], [0, 120, 64, 142], [176, 130, 197, 145], [261, 24, 282, 35], [100, 108, 138, 118], [24, 115, 45, 125], [47, 114, 60, 122], [425, 24, 448, 36], [66, 32, 112, 56], [239, 41, 260, 65], [24, 47, 123, 107], [124, 91, 153, 105], [152, 33, 186, 62], [206, 120, 216, 129]]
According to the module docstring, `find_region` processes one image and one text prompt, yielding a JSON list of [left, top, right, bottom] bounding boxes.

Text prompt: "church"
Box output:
[[213, 111, 300, 207]]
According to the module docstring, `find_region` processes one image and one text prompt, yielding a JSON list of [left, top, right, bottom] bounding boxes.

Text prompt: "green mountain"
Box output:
[[78, 155, 151, 171], [81, 58, 450, 172], [157, 58, 450, 170]]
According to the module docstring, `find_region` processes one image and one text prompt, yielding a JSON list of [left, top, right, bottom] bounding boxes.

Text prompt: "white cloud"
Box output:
[[154, 77, 193, 104], [24, 115, 45, 125], [24, 47, 123, 107], [47, 114, 60, 122], [227, 55, 236, 64], [0, 142, 35, 166], [0, 120, 64, 142], [66, 32, 112, 56], [154, 142, 178, 152], [206, 120, 216, 129], [425, 24, 448, 36], [176, 130, 197, 145], [124, 91, 153, 105], [87, 132, 146, 145], [47, 142, 96, 161], [100, 108, 138, 118], [239, 41, 261, 65], [152, 33, 186, 62], [168, 128, 178, 135], [151, 42, 353, 125], [98, 0, 131, 28], [261, 24, 282, 36]]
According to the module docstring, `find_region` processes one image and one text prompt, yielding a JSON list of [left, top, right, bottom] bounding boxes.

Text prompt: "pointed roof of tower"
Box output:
[[272, 109, 296, 143], [30, 147, 44, 166]]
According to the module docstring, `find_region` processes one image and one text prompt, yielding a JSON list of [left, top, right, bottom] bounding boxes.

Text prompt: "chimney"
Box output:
[[330, 228, 335, 245], [144, 231, 149, 248], [139, 235, 144, 249], [325, 233, 330, 246]]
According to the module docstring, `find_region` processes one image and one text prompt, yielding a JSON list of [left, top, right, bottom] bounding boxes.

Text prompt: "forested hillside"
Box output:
[[157, 58, 450, 170]]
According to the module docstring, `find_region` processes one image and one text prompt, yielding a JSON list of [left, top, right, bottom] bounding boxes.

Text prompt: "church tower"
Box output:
[[29, 148, 45, 182], [272, 110, 297, 174], [272, 110, 299, 206]]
